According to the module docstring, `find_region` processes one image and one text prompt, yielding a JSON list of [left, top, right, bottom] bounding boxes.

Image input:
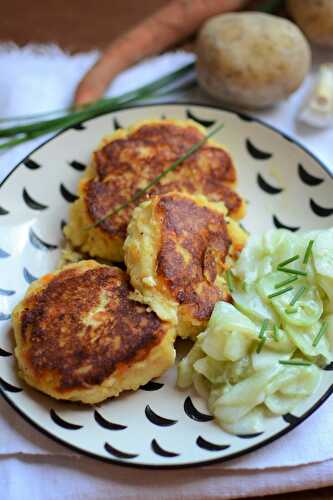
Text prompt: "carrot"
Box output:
[[74, 0, 249, 105]]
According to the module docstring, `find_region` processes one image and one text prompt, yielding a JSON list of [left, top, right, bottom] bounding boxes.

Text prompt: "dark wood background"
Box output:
[[1, 1, 332, 499]]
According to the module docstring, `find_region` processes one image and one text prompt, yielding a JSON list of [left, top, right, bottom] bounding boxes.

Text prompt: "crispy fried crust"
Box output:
[[12, 261, 175, 403], [124, 192, 247, 338], [64, 119, 246, 261]]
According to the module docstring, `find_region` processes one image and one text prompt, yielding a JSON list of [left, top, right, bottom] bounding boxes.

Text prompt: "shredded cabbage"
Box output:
[[177, 229, 333, 435]]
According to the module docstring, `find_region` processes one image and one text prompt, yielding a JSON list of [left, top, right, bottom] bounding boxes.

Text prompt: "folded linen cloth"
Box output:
[[0, 44, 332, 498]]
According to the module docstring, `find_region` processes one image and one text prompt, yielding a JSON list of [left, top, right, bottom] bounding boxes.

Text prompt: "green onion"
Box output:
[[289, 285, 307, 306], [268, 286, 293, 299], [226, 270, 234, 293], [274, 275, 298, 289], [273, 324, 279, 342], [279, 360, 312, 367], [259, 318, 269, 339], [303, 240, 314, 264], [285, 306, 298, 314], [312, 321, 328, 347], [256, 336, 267, 354], [277, 267, 307, 277], [88, 122, 224, 228], [277, 255, 299, 268]]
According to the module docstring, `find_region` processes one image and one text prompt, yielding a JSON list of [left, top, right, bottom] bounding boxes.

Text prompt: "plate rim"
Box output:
[[1, 101, 332, 469]]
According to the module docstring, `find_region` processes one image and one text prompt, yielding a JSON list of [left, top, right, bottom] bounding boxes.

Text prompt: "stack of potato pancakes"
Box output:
[[12, 119, 247, 404]]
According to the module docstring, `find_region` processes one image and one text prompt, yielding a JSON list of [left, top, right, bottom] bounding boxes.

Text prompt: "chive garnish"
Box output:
[[88, 122, 224, 228], [312, 321, 328, 347], [259, 318, 269, 339], [289, 285, 307, 306], [303, 240, 314, 264], [226, 269, 234, 293], [256, 336, 267, 354], [277, 267, 307, 277], [273, 324, 279, 342], [277, 255, 299, 268], [279, 360, 312, 367], [285, 306, 298, 314], [274, 275, 298, 289], [268, 286, 293, 299]]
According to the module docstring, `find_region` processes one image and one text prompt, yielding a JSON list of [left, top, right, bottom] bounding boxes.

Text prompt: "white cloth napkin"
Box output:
[[0, 43, 333, 499]]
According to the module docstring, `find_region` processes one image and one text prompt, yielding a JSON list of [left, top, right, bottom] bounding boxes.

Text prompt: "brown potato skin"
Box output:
[[196, 12, 311, 109], [287, 0, 333, 48]]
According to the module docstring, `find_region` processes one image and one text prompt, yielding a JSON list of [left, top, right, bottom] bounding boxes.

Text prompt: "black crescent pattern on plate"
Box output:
[[151, 439, 179, 458], [94, 410, 127, 431], [23, 267, 37, 284], [60, 220, 67, 232], [237, 112, 254, 122], [60, 183, 79, 203], [282, 413, 301, 426], [72, 123, 86, 130], [29, 228, 58, 251], [272, 215, 300, 232], [298, 164, 324, 186], [0, 313, 11, 321], [237, 432, 264, 439], [0, 205, 9, 216], [0, 288, 15, 296], [113, 117, 122, 130], [186, 109, 216, 128], [310, 198, 333, 217], [140, 380, 164, 391], [50, 409, 83, 430], [145, 405, 177, 427], [0, 377, 22, 393], [104, 442, 138, 459], [257, 173, 283, 195], [196, 436, 230, 452], [23, 159, 41, 170], [69, 160, 86, 172], [23, 188, 49, 210], [246, 139, 273, 160], [0, 347, 12, 357], [0, 248, 10, 258], [184, 396, 213, 422], [324, 362, 333, 371]]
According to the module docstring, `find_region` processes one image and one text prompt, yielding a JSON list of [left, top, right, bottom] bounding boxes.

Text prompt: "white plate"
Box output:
[[0, 103, 332, 468]]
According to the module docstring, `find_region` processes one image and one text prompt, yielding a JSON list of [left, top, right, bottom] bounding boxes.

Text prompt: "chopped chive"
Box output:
[[285, 306, 298, 314], [279, 360, 312, 367], [277, 267, 307, 277], [226, 270, 234, 293], [289, 285, 307, 306], [273, 324, 279, 342], [277, 255, 299, 268], [274, 275, 298, 289], [312, 321, 328, 347], [268, 286, 293, 299], [259, 318, 269, 339], [303, 240, 314, 264], [256, 336, 267, 354]]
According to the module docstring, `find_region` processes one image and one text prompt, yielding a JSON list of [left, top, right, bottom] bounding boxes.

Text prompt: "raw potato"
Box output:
[[196, 12, 311, 109], [287, 0, 333, 48]]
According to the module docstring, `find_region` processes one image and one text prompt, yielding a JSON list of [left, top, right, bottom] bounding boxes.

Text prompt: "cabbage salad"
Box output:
[[177, 229, 333, 435]]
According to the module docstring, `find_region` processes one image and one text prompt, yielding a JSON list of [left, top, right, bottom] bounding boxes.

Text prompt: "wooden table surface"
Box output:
[[1, 1, 332, 499]]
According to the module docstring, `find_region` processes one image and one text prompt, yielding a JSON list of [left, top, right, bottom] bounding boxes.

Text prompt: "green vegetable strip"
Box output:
[[268, 286, 294, 299], [289, 286, 307, 306], [312, 321, 328, 347], [226, 270, 234, 293], [256, 336, 267, 354], [285, 307, 298, 314], [279, 360, 312, 367], [259, 318, 269, 339], [277, 267, 308, 277], [88, 122, 224, 227], [277, 255, 299, 268], [303, 240, 314, 264], [273, 324, 279, 342], [274, 275, 298, 289]]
